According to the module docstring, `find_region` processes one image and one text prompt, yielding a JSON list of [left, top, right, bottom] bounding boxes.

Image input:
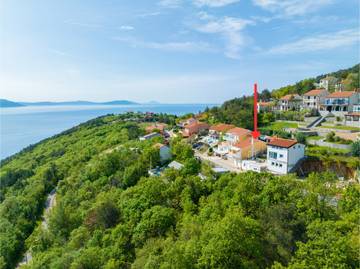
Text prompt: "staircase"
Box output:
[[306, 114, 328, 128]]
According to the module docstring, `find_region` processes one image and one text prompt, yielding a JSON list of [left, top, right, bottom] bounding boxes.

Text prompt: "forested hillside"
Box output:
[[0, 113, 358, 269], [271, 63, 359, 98]]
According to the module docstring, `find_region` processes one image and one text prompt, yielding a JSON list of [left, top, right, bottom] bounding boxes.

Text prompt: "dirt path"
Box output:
[[16, 189, 57, 268]]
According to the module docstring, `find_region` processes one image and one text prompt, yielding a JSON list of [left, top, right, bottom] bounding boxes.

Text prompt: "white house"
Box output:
[[267, 138, 305, 174], [315, 76, 339, 91], [302, 89, 329, 110], [278, 94, 302, 111], [257, 101, 274, 113]]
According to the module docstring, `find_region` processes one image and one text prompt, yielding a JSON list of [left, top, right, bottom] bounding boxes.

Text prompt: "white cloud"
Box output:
[[136, 12, 162, 18], [253, 0, 333, 16], [119, 25, 135, 31], [194, 15, 253, 59], [194, 0, 241, 7], [268, 28, 359, 54], [63, 20, 102, 28], [158, 0, 182, 8], [113, 37, 215, 53]]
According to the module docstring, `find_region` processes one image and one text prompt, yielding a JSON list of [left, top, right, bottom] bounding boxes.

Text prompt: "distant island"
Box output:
[[0, 99, 141, 108]]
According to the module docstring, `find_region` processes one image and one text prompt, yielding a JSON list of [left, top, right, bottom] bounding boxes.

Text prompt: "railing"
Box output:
[[325, 99, 348, 105]]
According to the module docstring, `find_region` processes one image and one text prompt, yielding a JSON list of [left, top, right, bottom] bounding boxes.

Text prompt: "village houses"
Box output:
[[278, 94, 302, 111], [302, 89, 329, 110]]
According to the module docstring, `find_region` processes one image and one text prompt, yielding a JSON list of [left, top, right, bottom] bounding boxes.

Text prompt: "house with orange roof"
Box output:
[[278, 94, 302, 111], [223, 127, 251, 143], [209, 123, 236, 136], [267, 137, 305, 174], [302, 89, 329, 110], [229, 137, 267, 167], [146, 123, 167, 134], [257, 101, 274, 112], [182, 122, 210, 137], [322, 91, 359, 114], [214, 128, 267, 167]]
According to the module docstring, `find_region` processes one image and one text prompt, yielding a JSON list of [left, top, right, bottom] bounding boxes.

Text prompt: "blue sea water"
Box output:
[[0, 104, 216, 160]]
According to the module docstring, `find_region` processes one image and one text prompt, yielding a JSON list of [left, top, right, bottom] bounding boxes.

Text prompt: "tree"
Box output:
[[295, 132, 306, 144], [286, 220, 358, 269], [132, 206, 175, 247], [198, 210, 263, 268], [350, 140, 360, 157], [182, 158, 201, 175], [84, 201, 119, 231]]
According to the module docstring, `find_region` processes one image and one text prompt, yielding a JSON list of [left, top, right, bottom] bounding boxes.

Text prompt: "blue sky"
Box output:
[[0, 0, 359, 103]]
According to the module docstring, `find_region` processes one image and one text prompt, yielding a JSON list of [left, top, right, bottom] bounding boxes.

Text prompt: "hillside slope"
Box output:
[[271, 63, 359, 98], [0, 99, 24, 108], [0, 113, 358, 269]]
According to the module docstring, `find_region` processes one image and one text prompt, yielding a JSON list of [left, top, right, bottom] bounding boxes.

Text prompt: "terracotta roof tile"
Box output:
[[304, 89, 328, 96], [327, 91, 355, 98], [280, 94, 300, 101], [267, 138, 298, 148], [227, 127, 251, 137], [210, 123, 236, 132]]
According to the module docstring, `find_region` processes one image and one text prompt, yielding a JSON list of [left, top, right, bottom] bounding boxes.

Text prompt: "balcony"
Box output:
[[325, 99, 348, 105]]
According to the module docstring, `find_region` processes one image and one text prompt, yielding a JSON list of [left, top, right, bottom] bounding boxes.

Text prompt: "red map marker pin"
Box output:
[[252, 83, 260, 139]]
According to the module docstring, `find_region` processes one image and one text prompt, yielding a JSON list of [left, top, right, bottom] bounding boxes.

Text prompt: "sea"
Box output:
[[0, 104, 216, 160]]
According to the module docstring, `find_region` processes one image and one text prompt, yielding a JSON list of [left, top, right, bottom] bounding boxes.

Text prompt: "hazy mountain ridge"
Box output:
[[0, 99, 25, 108], [0, 99, 140, 107]]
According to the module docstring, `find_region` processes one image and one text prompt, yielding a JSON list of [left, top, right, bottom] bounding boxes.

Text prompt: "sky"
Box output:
[[0, 0, 359, 103]]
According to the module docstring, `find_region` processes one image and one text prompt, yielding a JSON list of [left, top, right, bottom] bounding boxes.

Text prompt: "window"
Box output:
[[279, 154, 283, 158], [269, 151, 277, 159], [271, 162, 275, 165], [279, 164, 283, 167]]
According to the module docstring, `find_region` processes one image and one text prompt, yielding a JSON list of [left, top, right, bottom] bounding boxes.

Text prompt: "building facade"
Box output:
[[322, 91, 359, 113], [267, 138, 305, 174], [279, 94, 302, 111], [302, 89, 329, 110]]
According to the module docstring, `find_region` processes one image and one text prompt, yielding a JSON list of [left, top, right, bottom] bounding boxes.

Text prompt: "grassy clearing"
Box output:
[[265, 121, 298, 130], [306, 135, 323, 141], [319, 125, 360, 131]]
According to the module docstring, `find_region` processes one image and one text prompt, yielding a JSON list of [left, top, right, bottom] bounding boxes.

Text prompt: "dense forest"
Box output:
[[0, 113, 358, 269]]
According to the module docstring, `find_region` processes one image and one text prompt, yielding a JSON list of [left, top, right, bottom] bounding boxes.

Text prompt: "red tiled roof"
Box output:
[[304, 89, 328, 96], [233, 137, 266, 149], [227, 127, 251, 137], [267, 138, 298, 148], [346, 112, 360, 116], [258, 101, 273, 106], [186, 122, 210, 129], [146, 123, 167, 133], [210, 123, 236, 132], [280, 94, 299, 101], [327, 91, 355, 98]]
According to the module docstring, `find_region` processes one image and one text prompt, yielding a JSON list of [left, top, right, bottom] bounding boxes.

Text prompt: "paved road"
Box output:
[[17, 189, 56, 268], [195, 151, 242, 173]]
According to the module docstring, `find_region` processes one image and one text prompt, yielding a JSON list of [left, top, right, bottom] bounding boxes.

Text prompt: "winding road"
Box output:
[[16, 189, 57, 268]]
